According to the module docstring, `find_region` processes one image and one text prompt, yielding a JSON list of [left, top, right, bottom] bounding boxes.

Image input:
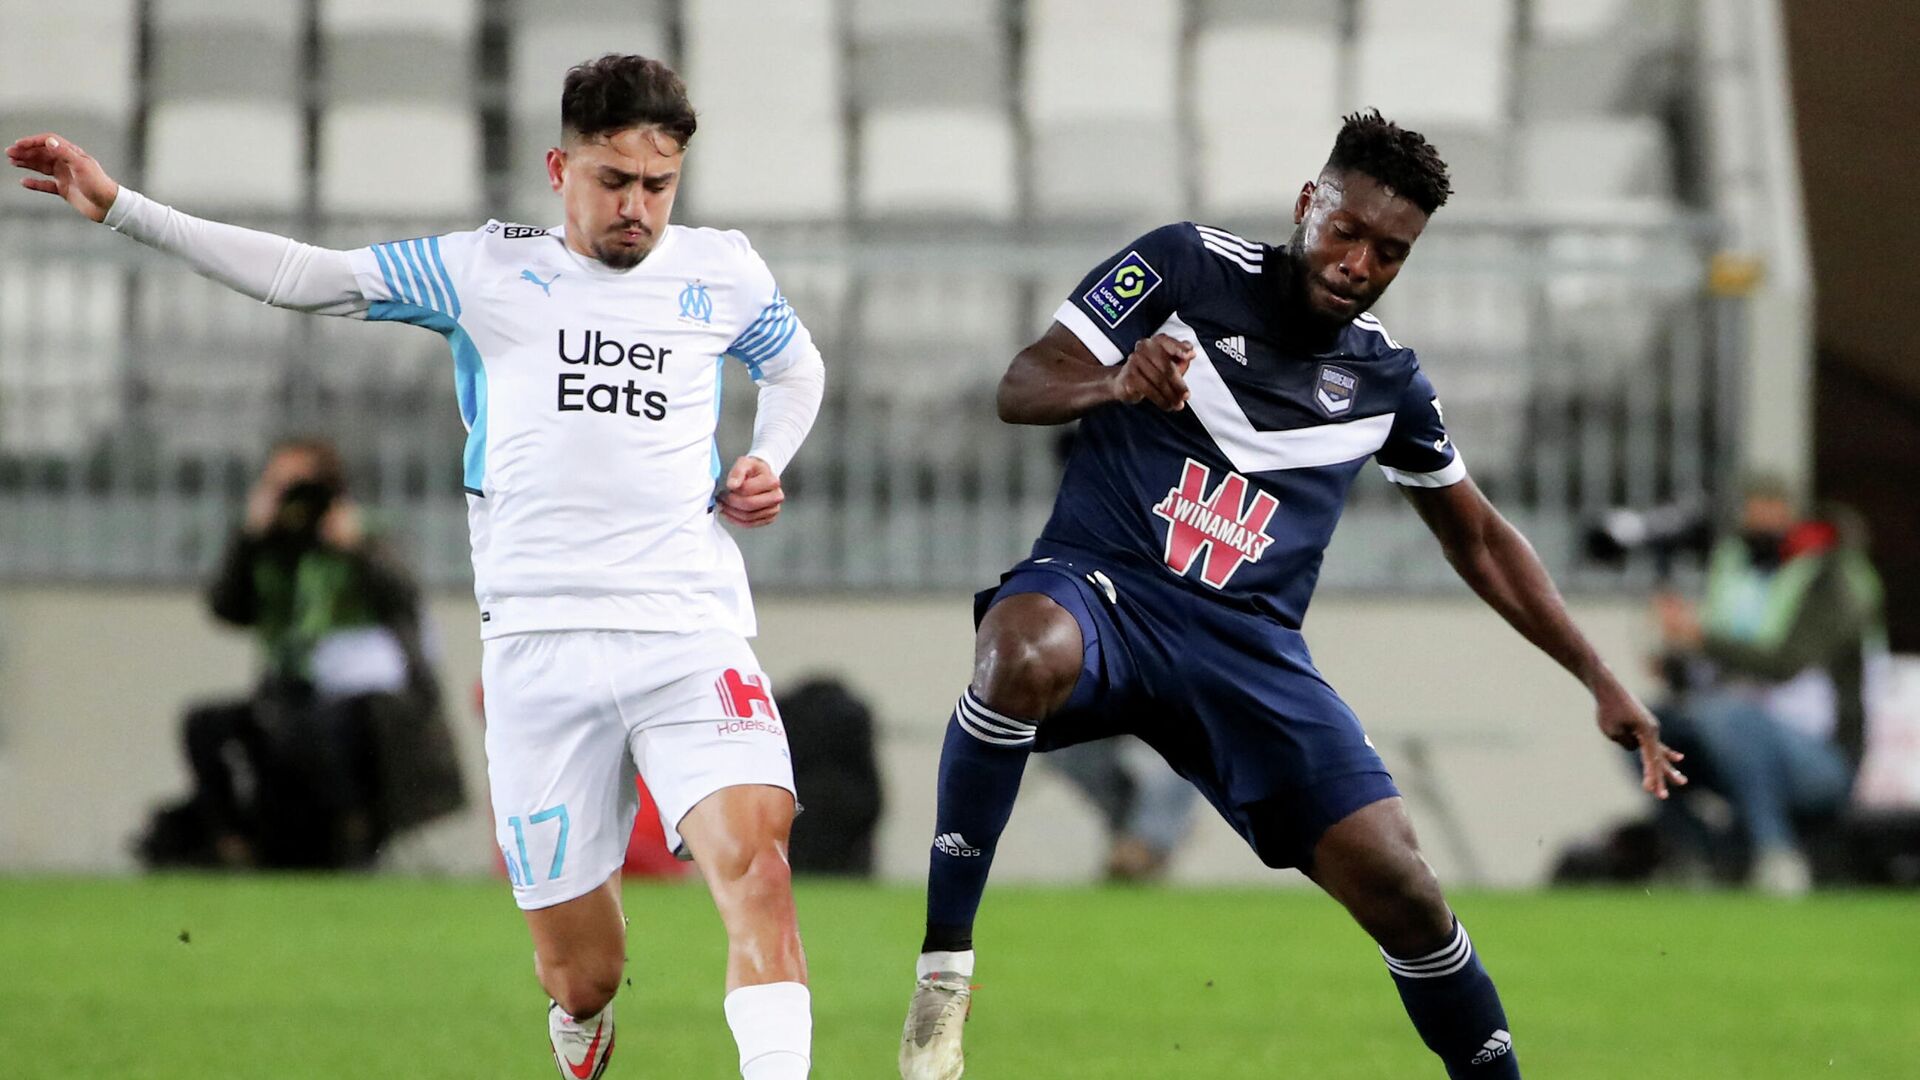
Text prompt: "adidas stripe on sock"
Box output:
[[954, 690, 1036, 748], [1381, 920, 1474, 979]]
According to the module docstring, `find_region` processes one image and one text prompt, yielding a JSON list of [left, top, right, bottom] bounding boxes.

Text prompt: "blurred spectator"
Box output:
[[1048, 738, 1201, 882], [138, 438, 464, 869], [1649, 477, 1885, 893], [780, 676, 884, 876]]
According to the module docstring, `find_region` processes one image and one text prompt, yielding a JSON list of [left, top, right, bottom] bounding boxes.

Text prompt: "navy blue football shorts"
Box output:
[[975, 551, 1399, 871]]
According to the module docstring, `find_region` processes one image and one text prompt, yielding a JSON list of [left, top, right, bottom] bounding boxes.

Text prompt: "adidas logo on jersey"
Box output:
[[1214, 336, 1249, 366], [934, 833, 981, 858], [1470, 1029, 1513, 1065]]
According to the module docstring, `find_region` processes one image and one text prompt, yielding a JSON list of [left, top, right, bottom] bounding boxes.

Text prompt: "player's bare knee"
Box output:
[[545, 955, 622, 1019], [973, 599, 1082, 718], [733, 842, 794, 913], [1356, 860, 1453, 954]]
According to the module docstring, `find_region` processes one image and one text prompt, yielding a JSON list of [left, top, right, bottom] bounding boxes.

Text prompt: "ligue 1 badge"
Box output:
[[1315, 365, 1358, 416]]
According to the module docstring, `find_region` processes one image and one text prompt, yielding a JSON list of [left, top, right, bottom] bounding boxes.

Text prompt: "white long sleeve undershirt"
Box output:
[[746, 348, 825, 478], [104, 186, 368, 317]]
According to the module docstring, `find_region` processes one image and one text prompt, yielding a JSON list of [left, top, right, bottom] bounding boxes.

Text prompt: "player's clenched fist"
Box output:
[[1112, 333, 1194, 412], [718, 455, 785, 528], [6, 133, 119, 223]]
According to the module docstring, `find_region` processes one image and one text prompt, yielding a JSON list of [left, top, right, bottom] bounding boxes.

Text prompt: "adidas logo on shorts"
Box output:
[[933, 832, 981, 858], [1470, 1029, 1512, 1065]]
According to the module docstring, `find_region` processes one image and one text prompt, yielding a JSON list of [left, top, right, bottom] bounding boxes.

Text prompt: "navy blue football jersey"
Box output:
[[1035, 222, 1465, 628]]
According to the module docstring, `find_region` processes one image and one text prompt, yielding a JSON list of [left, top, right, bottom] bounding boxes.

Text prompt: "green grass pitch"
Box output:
[[3, 877, 1915, 1077]]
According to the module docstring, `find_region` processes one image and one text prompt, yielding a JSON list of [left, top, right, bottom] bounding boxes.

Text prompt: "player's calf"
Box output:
[[1314, 799, 1519, 1077], [680, 785, 812, 1078], [526, 876, 629, 1023]]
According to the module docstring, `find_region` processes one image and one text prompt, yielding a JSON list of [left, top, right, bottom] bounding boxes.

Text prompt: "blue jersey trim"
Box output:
[[400, 240, 442, 314], [367, 300, 487, 492], [427, 235, 461, 318], [725, 292, 799, 379], [372, 238, 461, 320], [372, 244, 405, 302]]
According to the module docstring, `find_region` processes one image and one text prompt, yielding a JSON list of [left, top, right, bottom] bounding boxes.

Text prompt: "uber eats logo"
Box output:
[[556, 329, 672, 421]]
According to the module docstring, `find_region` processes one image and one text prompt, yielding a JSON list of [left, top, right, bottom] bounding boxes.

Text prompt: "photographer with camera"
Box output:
[[140, 437, 464, 869], [1649, 477, 1885, 894]]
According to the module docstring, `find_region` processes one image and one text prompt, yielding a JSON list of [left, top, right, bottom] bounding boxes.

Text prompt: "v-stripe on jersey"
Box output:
[[1039, 222, 1465, 629]]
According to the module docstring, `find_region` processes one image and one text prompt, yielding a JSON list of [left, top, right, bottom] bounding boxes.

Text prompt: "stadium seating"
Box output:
[[0, 0, 137, 212], [0, 0, 1712, 588], [316, 0, 482, 215], [0, 262, 127, 455], [1191, 20, 1342, 219], [682, 0, 844, 222], [1025, 0, 1184, 222], [1521, 0, 1687, 120], [851, 1, 1016, 221], [146, 1, 306, 212], [1519, 117, 1675, 205], [505, 0, 675, 224]]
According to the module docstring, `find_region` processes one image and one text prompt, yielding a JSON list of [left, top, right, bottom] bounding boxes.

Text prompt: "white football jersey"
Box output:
[[344, 222, 818, 639]]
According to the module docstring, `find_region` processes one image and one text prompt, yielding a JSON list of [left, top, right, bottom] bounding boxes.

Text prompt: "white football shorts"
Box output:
[[481, 627, 794, 910]]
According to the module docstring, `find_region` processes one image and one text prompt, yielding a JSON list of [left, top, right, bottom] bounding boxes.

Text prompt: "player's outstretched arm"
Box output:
[[997, 324, 1193, 426], [8, 132, 367, 317], [1402, 478, 1689, 799]]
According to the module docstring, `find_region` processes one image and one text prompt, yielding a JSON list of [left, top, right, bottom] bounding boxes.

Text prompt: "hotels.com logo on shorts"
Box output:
[[715, 668, 782, 737]]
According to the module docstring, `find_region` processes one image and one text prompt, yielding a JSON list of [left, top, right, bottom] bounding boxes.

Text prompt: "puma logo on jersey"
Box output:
[[521, 269, 559, 296]]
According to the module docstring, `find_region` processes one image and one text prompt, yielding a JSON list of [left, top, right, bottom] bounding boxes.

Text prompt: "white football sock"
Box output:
[[723, 981, 811, 1079], [917, 949, 976, 979]]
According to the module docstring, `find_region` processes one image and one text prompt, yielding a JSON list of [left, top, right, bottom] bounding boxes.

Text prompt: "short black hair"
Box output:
[[1324, 109, 1451, 215], [561, 54, 697, 148]]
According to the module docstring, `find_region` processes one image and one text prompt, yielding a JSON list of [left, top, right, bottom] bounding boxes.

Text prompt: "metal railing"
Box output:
[[0, 206, 1737, 592]]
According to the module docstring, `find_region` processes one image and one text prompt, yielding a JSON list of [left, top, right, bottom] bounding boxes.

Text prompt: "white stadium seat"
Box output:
[[1024, 0, 1180, 125], [1353, 33, 1509, 132], [1519, 117, 1675, 204], [859, 108, 1018, 221], [1193, 25, 1342, 218], [1531, 0, 1682, 44], [0, 0, 137, 116], [1031, 119, 1183, 222], [320, 0, 477, 38], [683, 0, 843, 220], [147, 103, 304, 212], [0, 264, 126, 454], [318, 105, 483, 215], [1359, 0, 1515, 43], [1025, 0, 1181, 221], [0, 0, 136, 211], [850, 0, 999, 36]]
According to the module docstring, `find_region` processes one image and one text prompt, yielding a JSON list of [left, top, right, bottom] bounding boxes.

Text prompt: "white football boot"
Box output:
[[898, 972, 971, 1080], [549, 1001, 616, 1079]]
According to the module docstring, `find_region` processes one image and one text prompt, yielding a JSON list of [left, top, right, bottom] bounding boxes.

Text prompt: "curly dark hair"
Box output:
[[1325, 109, 1451, 215], [560, 54, 698, 147]]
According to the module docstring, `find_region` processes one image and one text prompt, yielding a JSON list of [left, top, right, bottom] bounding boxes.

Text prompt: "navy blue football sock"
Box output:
[[1383, 920, 1520, 1077], [921, 691, 1034, 954]]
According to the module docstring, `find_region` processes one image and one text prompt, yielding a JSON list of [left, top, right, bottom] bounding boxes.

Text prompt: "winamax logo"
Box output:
[[1151, 459, 1278, 589]]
